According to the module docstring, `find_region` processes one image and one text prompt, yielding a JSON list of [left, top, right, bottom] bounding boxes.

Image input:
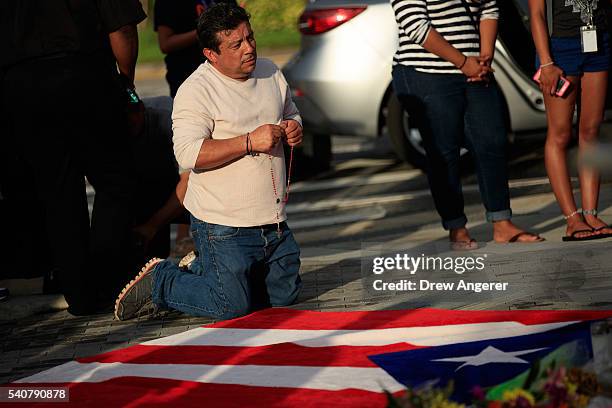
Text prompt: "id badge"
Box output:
[[581, 25, 598, 53]]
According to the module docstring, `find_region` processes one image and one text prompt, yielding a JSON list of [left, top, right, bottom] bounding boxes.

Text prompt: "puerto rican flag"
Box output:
[[10, 308, 612, 407]]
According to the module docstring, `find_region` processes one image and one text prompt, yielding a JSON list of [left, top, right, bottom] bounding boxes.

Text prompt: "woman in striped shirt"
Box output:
[[391, 0, 544, 247]]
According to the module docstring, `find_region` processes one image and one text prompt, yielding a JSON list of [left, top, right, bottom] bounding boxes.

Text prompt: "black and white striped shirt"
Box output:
[[391, 0, 499, 74]]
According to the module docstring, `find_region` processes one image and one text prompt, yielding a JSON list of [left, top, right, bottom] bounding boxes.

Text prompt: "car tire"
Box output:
[[289, 131, 331, 179], [310, 132, 332, 172], [386, 91, 472, 169], [386, 92, 427, 169]]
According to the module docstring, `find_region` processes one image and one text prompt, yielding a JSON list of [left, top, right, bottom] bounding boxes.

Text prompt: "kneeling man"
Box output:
[[115, 3, 302, 320]]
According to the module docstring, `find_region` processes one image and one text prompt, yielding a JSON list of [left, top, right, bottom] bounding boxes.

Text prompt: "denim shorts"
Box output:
[[535, 32, 610, 76]]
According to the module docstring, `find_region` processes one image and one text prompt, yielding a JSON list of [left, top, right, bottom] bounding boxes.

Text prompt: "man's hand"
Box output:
[[250, 124, 285, 153], [280, 120, 303, 147]]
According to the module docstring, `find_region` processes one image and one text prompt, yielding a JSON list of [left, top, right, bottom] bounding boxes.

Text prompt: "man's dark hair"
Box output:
[[197, 3, 250, 54]]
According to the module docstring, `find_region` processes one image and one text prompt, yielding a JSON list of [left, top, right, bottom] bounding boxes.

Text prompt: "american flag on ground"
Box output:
[[10, 308, 612, 407]]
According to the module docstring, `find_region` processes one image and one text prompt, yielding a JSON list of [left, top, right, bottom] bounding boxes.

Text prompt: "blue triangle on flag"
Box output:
[[368, 321, 593, 402]]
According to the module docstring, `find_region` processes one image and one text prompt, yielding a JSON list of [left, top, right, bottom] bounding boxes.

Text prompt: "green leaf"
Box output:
[[523, 358, 541, 389]]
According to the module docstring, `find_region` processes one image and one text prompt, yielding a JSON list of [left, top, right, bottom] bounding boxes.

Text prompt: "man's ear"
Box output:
[[203, 48, 218, 63]]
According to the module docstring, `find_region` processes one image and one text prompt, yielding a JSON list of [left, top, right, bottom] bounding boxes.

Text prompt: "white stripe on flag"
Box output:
[[142, 321, 574, 347], [16, 361, 406, 392]]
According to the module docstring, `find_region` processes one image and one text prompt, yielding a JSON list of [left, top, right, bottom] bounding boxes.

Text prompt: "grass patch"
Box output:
[[255, 29, 300, 49], [138, 25, 300, 64], [137, 0, 304, 64], [138, 26, 164, 64]]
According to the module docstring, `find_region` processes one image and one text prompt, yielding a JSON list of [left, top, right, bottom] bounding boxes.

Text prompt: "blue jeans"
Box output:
[[151, 217, 301, 320], [392, 65, 512, 230]]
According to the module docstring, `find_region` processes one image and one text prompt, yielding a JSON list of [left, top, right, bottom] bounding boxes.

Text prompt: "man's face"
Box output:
[[205, 21, 257, 81]]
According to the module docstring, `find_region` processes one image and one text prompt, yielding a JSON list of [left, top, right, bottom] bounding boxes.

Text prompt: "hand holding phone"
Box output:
[[533, 67, 570, 97]]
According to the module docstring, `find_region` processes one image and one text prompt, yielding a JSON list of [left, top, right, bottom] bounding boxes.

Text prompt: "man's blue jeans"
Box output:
[[151, 217, 301, 320], [392, 65, 512, 230]]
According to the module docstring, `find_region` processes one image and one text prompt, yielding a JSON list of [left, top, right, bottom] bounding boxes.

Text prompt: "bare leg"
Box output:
[[450, 227, 472, 242], [492, 220, 543, 242], [577, 71, 612, 234], [543, 76, 594, 238], [449, 228, 477, 249]]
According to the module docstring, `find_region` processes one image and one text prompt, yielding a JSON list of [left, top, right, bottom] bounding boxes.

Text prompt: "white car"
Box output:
[[283, 0, 556, 168]]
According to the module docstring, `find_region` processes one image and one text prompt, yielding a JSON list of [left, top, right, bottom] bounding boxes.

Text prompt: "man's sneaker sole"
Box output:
[[114, 257, 163, 321], [178, 251, 197, 269]]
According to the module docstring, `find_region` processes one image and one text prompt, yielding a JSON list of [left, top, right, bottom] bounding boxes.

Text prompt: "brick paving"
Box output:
[[0, 262, 357, 384], [3, 249, 612, 384]]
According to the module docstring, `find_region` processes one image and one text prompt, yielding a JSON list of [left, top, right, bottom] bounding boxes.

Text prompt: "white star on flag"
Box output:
[[432, 346, 548, 371]]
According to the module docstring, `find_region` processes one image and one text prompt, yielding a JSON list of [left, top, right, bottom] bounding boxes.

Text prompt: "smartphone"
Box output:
[[533, 68, 570, 97]]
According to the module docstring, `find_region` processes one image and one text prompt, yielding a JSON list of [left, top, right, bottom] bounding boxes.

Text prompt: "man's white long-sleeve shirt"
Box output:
[[172, 58, 302, 227]]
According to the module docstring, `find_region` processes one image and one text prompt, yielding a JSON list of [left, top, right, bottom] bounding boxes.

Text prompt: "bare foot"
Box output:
[[493, 220, 543, 243], [564, 217, 596, 239], [583, 214, 612, 235], [449, 227, 477, 250]]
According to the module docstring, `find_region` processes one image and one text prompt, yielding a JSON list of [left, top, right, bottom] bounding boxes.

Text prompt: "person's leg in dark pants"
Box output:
[[392, 66, 474, 245], [3, 58, 93, 309], [83, 109, 136, 296], [152, 221, 261, 319], [464, 80, 542, 242], [76, 64, 137, 299], [463, 81, 511, 220], [261, 223, 301, 307]]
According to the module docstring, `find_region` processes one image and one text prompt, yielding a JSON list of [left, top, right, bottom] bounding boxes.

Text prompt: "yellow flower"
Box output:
[[501, 389, 536, 405], [566, 382, 578, 396], [426, 393, 465, 408]]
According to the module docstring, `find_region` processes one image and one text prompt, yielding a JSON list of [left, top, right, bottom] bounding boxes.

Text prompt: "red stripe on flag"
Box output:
[[5, 379, 396, 408], [205, 308, 612, 330], [77, 343, 422, 367]]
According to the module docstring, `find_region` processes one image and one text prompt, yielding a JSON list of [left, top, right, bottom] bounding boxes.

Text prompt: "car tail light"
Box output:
[[298, 7, 366, 35]]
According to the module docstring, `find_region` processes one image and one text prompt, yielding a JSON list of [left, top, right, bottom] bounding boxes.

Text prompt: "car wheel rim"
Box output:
[[402, 111, 426, 156]]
